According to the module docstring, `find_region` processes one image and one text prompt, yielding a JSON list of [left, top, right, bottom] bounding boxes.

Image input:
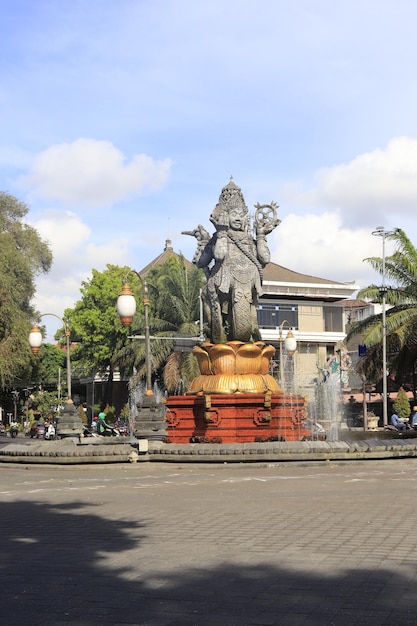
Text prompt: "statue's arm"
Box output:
[[254, 201, 280, 265], [210, 209, 229, 261], [196, 239, 214, 268], [182, 225, 212, 267], [255, 236, 271, 265], [213, 231, 228, 261]]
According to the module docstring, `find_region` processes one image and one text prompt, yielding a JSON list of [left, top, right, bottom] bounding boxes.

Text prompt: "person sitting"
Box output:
[[97, 412, 115, 436], [411, 406, 417, 428], [44, 422, 56, 440], [390, 410, 408, 432]]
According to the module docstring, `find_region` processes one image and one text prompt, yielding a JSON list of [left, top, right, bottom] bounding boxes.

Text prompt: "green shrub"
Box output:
[[393, 387, 411, 420], [103, 404, 116, 422]]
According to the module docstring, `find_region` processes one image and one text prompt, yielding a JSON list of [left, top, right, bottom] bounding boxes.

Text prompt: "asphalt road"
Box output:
[[1, 459, 417, 625]]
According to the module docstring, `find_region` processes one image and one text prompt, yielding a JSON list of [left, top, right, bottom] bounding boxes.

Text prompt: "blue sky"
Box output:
[[2, 0, 417, 340]]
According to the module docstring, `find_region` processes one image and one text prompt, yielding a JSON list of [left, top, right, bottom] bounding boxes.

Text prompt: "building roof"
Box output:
[[342, 299, 372, 309], [139, 240, 193, 277], [263, 261, 353, 285], [262, 261, 359, 302], [139, 243, 359, 302]]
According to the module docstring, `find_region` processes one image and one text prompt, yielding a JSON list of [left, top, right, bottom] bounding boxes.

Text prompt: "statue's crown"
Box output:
[[217, 176, 248, 213]]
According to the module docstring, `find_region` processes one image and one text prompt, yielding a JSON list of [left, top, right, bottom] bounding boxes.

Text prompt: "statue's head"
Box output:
[[210, 177, 248, 231]]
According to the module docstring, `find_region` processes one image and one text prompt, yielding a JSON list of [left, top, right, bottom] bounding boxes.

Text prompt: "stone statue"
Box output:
[[183, 177, 280, 344]]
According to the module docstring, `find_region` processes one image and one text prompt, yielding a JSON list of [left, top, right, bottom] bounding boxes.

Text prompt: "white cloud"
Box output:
[[30, 209, 132, 341], [270, 212, 389, 290], [287, 137, 417, 226], [18, 138, 172, 208]]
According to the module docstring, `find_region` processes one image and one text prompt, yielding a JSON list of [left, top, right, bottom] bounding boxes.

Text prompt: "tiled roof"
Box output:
[[262, 261, 355, 286], [139, 243, 356, 292], [342, 299, 371, 308], [139, 240, 193, 277]]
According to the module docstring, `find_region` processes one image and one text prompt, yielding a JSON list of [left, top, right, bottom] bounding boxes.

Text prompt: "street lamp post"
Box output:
[[279, 320, 297, 391], [117, 270, 166, 441], [372, 226, 395, 427], [117, 271, 153, 397], [29, 313, 72, 399], [28, 313, 82, 438], [11, 390, 19, 423]]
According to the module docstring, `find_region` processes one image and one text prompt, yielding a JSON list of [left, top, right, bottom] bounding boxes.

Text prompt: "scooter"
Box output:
[[10, 424, 18, 439], [44, 423, 56, 440]]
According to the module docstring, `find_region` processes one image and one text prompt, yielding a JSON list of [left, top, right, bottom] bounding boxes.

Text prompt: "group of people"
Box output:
[[390, 406, 417, 431]]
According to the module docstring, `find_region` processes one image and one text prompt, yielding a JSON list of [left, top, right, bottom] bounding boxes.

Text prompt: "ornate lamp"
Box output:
[[117, 271, 166, 440], [116, 282, 137, 327], [117, 273, 153, 397], [28, 314, 81, 438], [279, 321, 297, 390], [28, 323, 43, 356]]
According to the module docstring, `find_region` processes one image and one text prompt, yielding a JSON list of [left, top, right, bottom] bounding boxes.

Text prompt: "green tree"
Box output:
[[153, 256, 204, 392], [31, 343, 67, 396], [348, 228, 417, 396], [0, 192, 53, 387], [393, 386, 411, 420], [63, 265, 133, 406], [31, 390, 62, 421]]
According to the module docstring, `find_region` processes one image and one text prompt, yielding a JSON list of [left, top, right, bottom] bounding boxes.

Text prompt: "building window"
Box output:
[[323, 306, 343, 332], [257, 303, 298, 329]]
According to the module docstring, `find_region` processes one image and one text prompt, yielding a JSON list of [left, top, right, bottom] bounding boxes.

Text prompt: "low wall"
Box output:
[[1, 430, 417, 464]]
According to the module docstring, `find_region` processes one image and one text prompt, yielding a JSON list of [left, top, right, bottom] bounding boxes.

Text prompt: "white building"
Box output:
[[258, 262, 359, 399]]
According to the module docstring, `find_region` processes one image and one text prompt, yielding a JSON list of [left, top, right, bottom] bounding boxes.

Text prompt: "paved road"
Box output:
[[1, 459, 417, 625]]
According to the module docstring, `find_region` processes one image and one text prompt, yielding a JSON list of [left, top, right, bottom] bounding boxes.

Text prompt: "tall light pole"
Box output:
[[28, 313, 72, 399], [117, 270, 167, 441], [372, 226, 395, 427], [279, 320, 297, 391], [29, 313, 82, 438], [117, 270, 153, 397]]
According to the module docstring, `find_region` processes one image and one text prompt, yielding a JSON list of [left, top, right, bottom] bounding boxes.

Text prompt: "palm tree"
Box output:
[[347, 228, 417, 397], [114, 256, 205, 394]]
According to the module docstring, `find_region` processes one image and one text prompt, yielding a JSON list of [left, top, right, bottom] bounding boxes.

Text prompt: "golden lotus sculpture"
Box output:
[[187, 341, 282, 394]]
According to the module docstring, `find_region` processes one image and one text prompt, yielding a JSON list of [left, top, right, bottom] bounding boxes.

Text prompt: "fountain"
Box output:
[[312, 367, 341, 442], [307, 346, 353, 442], [165, 178, 310, 443]]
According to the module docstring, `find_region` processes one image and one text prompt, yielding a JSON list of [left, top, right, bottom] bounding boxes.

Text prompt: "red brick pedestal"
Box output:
[[165, 393, 310, 444]]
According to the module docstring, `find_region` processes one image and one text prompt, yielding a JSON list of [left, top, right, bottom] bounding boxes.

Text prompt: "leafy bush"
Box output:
[[103, 404, 116, 422], [393, 387, 411, 420]]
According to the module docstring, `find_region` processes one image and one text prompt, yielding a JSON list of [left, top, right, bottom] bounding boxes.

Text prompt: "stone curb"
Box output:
[[1, 434, 417, 464]]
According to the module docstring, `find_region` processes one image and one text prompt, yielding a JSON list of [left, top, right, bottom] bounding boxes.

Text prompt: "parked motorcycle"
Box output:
[[115, 419, 129, 436], [30, 421, 45, 439]]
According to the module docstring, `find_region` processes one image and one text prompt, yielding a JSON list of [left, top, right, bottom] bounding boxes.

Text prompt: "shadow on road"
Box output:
[[1, 499, 416, 625]]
